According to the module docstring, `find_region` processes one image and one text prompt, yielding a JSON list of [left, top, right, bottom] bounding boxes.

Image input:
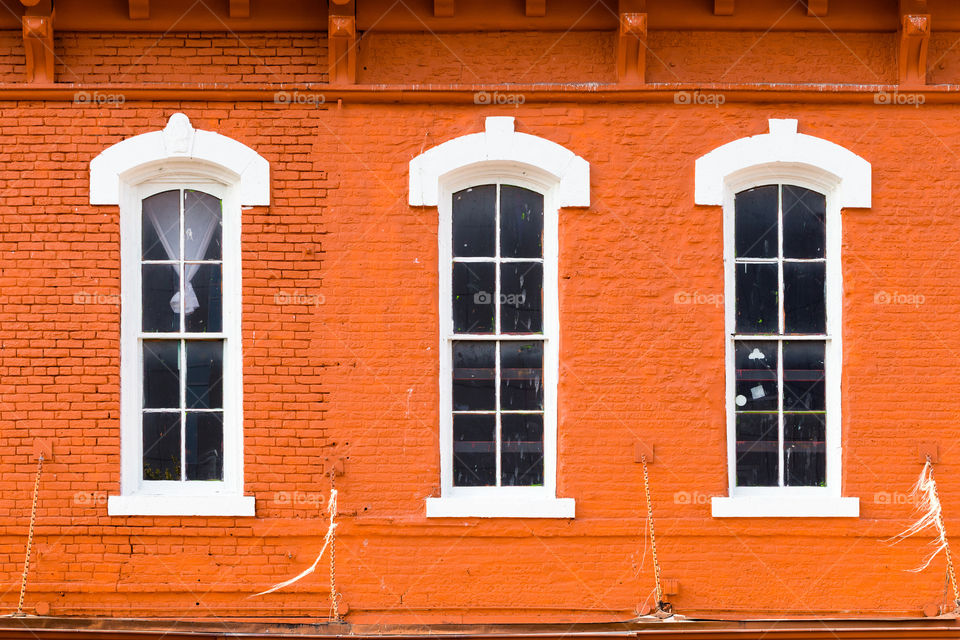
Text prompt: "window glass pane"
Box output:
[[452, 341, 496, 411], [186, 340, 223, 409], [142, 412, 181, 481], [453, 414, 496, 486], [783, 340, 825, 411], [500, 262, 543, 333], [735, 185, 778, 259], [734, 341, 778, 411], [784, 262, 826, 334], [782, 186, 826, 259], [735, 263, 778, 334], [186, 411, 223, 480], [142, 264, 179, 332], [785, 413, 826, 486], [452, 185, 496, 258], [142, 190, 180, 261], [735, 413, 779, 486], [143, 340, 180, 409], [184, 264, 223, 333], [501, 413, 544, 486], [184, 190, 222, 261], [452, 262, 495, 334], [500, 185, 544, 259], [500, 341, 544, 411]]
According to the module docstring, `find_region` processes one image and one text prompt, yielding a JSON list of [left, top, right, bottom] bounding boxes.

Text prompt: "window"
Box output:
[[410, 116, 587, 517], [696, 119, 868, 517], [91, 113, 267, 516]]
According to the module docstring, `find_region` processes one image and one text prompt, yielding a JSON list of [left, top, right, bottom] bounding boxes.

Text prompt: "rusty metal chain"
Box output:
[[640, 455, 667, 613], [927, 457, 960, 613], [16, 454, 43, 616], [329, 470, 341, 621]]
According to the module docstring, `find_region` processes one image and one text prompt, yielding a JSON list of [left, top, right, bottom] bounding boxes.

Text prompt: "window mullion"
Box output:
[[776, 186, 786, 488], [178, 190, 187, 482]]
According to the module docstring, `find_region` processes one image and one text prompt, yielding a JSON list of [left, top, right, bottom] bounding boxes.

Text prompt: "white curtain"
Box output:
[[144, 192, 220, 317]]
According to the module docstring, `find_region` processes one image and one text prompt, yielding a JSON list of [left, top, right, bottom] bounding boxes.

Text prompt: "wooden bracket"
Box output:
[[899, 1, 930, 87], [634, 442, 655, 464], [229, 0, 250, 18], [714, 0, 733, 15], [525, 0, 546, 17], [806, 0, 827, 17], [433, 0, 454, 17], [32, 438, 53, 462], [919, 442, 939, 464], [616, 12, 647, 85], [21, 0, 54, 84], [128, 0, 149, 19], [328, 0, 357, 85]]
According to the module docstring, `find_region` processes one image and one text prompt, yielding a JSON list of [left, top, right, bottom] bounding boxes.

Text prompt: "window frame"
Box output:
[[438, 169, 560, 504]]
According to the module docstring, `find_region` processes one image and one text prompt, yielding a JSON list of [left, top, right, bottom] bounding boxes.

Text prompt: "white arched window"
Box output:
[[696, 119, 869, 518], [410, 117, 588, 518], [90, 113, 268, 516]]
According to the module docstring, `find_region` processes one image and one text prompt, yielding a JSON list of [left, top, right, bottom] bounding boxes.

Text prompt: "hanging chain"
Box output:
[[640, 455, 666, 613], [16, 454, 44, 617], [928, 457, 960, 612], [329, 470, 341, 621]]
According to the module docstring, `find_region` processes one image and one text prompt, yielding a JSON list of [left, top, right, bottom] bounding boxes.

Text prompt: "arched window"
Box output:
[[696, 119, 869, 518], [90, 113, 268, 516], [411, 117, 587, 518]]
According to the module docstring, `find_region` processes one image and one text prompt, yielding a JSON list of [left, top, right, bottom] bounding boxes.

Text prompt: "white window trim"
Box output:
[[696, 119, 869, 518], [91, 113, 267, 517], [411, 117, 587, 518]]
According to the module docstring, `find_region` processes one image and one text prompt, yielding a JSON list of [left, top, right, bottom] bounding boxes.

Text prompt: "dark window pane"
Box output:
[[184, 264, 223, 333], [186, 340, 223, 409], [734, 341, 778, 412], [783, 340, 825, 411], [184, 190, 222, 260], [784, 262, 826, 334], [782, 185, 826, 259], [735, 263, 778, 334], [142, 190, 180, 261], [501, 341, 544, 411], [735, 413, 779, 487], [452, 185, 496, 258], [452, 262, 495, 334], [785, 413, 826, 486], [501, 413, 544, 486], [452, 341, 496, 410], [500, 185, 544, 259], [500, 262, 543, 333], [142, 264, 179, 332], [453, 414, 496, 486], [735, 185, 778, 259], [143, 341, 180, 409], [143, 412, 181, 481], [186, 411, 223, 480]]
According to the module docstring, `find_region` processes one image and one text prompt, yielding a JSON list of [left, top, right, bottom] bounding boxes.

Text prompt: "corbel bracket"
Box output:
[[616, 12, 647, 85], [899, 0, 930, 88], [21, 0, 54, 84], [328, 0, 357, 85]]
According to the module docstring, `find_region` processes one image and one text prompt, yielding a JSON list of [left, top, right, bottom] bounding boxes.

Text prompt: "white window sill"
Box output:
[[711, 495, 859, 518], [426, 496, 575, 518], [108, 494, 255, 516]]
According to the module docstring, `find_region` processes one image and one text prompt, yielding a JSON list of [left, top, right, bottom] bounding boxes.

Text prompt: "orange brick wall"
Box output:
[[0, 27, 959, 624]]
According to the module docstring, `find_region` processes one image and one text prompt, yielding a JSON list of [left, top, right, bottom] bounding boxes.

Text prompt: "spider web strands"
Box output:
[[886, 458, 960, 610], [251, 486, 338, 598]]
